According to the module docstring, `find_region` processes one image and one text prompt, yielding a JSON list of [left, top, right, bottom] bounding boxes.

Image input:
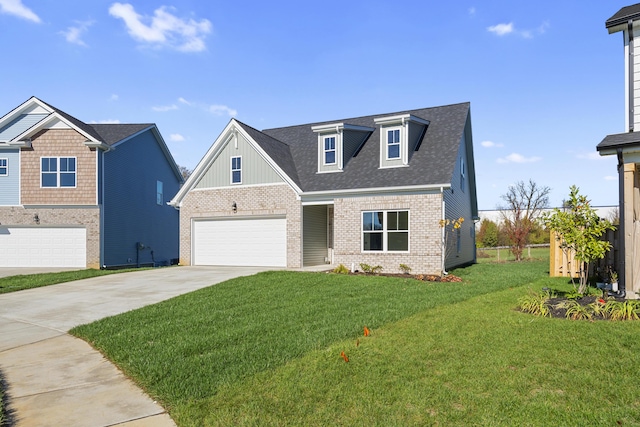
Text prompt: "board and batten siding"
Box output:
[[102, 128, 180, 267], [0, 149, 19, 205], [196, 132, 284, 188], [303, 205, 328, 266], [443, 130, 475, 269]]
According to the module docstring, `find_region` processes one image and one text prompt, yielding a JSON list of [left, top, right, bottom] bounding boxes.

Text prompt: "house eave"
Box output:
[[300, 183, 451, 201]]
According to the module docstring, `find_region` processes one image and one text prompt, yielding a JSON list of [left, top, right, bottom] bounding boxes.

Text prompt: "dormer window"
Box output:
[[387, 129, 401, 159], [324, 136, 336, 165], [312, 122, 374, 173], [374, 114, 430, 169]]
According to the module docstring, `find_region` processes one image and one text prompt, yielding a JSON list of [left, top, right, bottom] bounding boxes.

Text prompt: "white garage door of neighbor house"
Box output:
[[0, 227, 86, 268], [193, 217, 287, 267]]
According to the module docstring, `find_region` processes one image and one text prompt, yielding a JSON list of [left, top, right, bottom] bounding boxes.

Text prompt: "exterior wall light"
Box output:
[[34, 214, 40, 224], [232, 202, 237, 213]]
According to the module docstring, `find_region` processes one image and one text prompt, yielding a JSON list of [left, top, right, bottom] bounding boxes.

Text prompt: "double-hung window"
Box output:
[[460, 157, 465, 192], [387, 129, 401, 159], [0, 158, 7, 176], [231, 156, 242, 184], [41, 157, 76, 188], [362, 210, 409, 252], [324, 136, 336, 165]]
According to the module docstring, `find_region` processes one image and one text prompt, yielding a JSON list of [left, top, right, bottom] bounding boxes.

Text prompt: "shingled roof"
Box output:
[[606, 3, 640, 29], [251, 102, 471, 192]]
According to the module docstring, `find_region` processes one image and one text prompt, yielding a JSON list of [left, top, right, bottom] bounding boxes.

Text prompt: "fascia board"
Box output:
[[301, 183, 450, 199]]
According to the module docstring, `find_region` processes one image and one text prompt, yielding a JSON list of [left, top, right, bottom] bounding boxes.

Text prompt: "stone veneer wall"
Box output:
[[21, 129, 97, 205], [333, 193, 443, 275], [0, 206, 101, 268], [178, 184, 302, 267]]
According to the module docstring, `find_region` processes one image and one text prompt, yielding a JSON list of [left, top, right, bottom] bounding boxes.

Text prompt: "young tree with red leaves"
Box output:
[[499, 180, 551, 261]]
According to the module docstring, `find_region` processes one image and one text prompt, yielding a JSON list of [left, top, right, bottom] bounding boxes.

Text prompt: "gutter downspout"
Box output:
[[629, 19, 635, 132], [441, 187, 446, 276], [616, 148, 627, 298]]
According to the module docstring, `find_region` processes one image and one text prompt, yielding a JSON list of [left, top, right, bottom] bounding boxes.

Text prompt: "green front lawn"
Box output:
[[0, 268, 149, 294], [71, 255, 640, 426]]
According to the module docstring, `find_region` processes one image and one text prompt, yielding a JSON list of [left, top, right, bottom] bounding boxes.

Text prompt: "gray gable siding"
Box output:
[[444, 128, 476, 269], [0, 114, 48, 141], [195, 132, 283, 189], [343, 129, 370, 166], [0, 149, 19, 205], [102, 128, 180, 267]]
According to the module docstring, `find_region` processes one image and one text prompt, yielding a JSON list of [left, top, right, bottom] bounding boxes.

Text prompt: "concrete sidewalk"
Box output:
[[0, 266, 272, 427]]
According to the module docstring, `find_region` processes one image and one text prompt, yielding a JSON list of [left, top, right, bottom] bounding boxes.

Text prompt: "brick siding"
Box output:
[[179, 184, 302, 267], [0, 206, 101, 268]]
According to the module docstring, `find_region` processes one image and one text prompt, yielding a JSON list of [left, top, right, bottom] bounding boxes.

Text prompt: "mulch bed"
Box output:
[[346, 272, 463, 282], [545, 294, 627, 320]]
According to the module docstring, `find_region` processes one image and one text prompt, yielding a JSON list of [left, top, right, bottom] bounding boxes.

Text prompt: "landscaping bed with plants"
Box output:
[[332, 263, 464, 282]]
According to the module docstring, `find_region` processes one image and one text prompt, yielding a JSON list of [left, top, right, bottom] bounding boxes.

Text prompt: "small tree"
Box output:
[[477, 219, 498, 248], [439, 217, 464, 275], [541, 186, 615, 294], [499, 180, 551, 261]]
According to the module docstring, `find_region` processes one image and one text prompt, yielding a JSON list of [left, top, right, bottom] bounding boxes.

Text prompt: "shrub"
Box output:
[[359, 263, 372, 273], [332, 264, 350, 275], [517, 289, 554, 317], [399, 264, 412, 274], [606, 300, 640, 321]]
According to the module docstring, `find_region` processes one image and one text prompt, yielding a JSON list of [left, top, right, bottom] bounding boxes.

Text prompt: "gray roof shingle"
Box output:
[[597, 131, 640, 150], [89, 123, 154, 146], [606, 3, 640, 29], [255, 102, 470, 192]]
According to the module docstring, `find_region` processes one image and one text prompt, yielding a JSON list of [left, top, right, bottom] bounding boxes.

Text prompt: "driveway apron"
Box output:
[[0, 266, 271, 427]]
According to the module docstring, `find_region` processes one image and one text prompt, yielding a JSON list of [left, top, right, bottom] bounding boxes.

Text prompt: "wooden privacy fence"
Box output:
[[549, 229, 618, 278]]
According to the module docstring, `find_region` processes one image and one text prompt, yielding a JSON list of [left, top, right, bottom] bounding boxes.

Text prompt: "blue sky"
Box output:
[[0, 0, 633, 209]]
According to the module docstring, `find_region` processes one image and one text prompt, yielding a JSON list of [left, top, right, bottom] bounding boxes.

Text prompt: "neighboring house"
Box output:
[[0, 96, 183, 268], [598, 3, 640, 298], [170, 102, 478, 274]]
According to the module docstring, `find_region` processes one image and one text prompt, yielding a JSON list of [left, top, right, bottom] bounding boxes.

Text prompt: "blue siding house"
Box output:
[[0, 96, 183, 268]]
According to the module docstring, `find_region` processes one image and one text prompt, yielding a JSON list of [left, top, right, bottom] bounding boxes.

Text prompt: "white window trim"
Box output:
[[40, 156, 77, 188], [231, 155, 242, 185], [323, 136, 337, 165], [386, 128, 402, 160], [0, 158, 7, 176], [361, 210, 410, 253]]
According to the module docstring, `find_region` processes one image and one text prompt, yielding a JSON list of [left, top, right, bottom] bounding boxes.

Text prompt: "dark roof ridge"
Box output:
[[606, 3, 640, 28], [262, 101, 470, 132]]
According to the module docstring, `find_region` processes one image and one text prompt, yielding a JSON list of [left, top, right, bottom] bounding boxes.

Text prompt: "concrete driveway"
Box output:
[[0, 265, 272, 427]]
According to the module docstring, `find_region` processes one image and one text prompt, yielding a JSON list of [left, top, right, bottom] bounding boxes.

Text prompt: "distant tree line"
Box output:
[[476, 217, 549, 248]]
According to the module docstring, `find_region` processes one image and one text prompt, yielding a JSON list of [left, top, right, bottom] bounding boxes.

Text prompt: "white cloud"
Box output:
[[576, 151, 605, 160], [170, 133, 185, 142], [487, 22, 513, 36], [604, 175, 617, 181], [468, 7, 476, 16], [496, 153, 542, 164], [488, 21, 549, 39], [60, 20, 94, 47], [108, 2, 212, 52], [178, 97, 191, 105], [109, 94, 119, 101], [481, 140, 503, 148], [208, 104, 237, 117], [152, 104, 178, 112], [0, 0, 40, 23]]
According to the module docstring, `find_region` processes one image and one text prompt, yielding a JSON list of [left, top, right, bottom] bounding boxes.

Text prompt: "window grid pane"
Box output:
[[324, 137, 336, 165], [0, 158, 7, 175], [363, 210, 409, 252]]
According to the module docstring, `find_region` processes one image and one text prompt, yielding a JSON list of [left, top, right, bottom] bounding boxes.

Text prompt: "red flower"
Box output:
[[598, 298, 606, 304]]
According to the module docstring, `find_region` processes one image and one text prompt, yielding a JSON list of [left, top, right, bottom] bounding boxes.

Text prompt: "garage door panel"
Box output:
[[194, 217, 286, 267], [0, 227, 86, 268]]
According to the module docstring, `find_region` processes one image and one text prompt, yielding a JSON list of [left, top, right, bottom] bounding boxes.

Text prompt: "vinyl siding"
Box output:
[[443, 128, 476, 269], [0, 113, 48, 141], [343, 129, 370, 165], [0, 149, 19, 205], [303, 205, 328, 266], [196, 132, 284, 188], [102, 129, 180, 267]]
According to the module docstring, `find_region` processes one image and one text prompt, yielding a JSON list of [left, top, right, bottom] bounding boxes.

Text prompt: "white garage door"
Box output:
[[0, 227, 86, 268], [193, 217, 287, 267]]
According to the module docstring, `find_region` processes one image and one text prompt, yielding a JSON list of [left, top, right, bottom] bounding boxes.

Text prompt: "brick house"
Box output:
[[170, 103, 478, 274], [0, 96, 182, 268]]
